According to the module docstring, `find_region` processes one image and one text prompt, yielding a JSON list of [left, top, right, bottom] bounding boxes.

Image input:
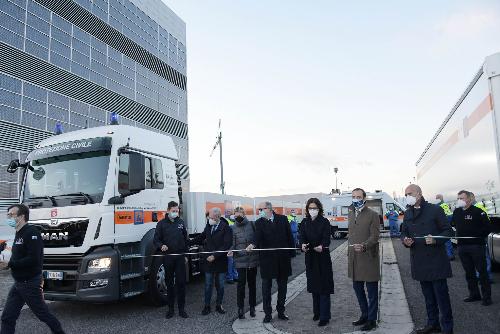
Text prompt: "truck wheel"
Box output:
[[333, 231, 343, 239], [340, 233, 347, 239], [145, 255, 168, 306]]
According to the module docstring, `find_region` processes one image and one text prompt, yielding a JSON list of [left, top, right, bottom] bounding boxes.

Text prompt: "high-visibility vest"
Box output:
[[287, 215, 296, 223], [439, 202, 452, 216], [227, 218, 235, 226], [474, 202, 488, 214]]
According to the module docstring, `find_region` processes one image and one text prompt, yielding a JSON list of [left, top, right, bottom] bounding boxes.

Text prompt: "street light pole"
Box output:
[[210, 119, 225, 194], [334, 167, 339, 193]]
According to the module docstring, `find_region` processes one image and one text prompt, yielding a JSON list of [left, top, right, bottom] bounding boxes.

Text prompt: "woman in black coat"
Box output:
[[299, 198, 334, 327]]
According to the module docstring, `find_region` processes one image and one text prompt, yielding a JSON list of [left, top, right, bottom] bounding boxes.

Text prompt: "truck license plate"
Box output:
[[45, 271, 64, 280]]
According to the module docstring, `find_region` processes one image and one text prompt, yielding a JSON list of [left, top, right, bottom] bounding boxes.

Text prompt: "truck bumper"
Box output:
[[43, 246, 120, 302]]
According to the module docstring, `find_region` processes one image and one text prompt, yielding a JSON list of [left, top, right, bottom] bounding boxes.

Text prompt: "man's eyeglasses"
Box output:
[[257, 208, 267, 211]]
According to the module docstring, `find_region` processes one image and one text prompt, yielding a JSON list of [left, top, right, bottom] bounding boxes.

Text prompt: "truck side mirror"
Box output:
[[128, 152, 145, 193], [7, 159, 19, 173]]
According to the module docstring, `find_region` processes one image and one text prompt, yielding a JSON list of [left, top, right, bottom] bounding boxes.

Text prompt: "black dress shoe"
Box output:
[[250, 306, 256, 317], [313, 315, 320, 321], [263, 314, 272, 323], [238, 308, 245, 319], [463, 295, 482, 302], [201, 305, 211, 315], [165, 308, 174, 319], [318, 320, 329, 327], [352, 317, 367, 326], [178, 310, 188, 318], [215, 305, 226, 314], [482, 297, 492, 306], [360, 320, 376, 331], [415, 324, 441, 334], [277, 313, 289, 320]]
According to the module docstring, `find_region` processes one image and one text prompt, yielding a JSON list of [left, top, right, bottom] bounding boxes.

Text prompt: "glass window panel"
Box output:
[[22, 111, 46, 130], [91, 48, 106, 64], [72, 26, 90, 44], [108, 47, 121, 62], [48, 91, 69, 109], [71, 61, 90, 79], [47, 104, 69, 122], [72, 37, 90, 56], [23, 83, 46, 101], [90, 59, 107, 76], [92, 5, 107, 21], [108, 58, 121, 72], [89, 70, 106, 87], [25, 39, 49, 60], [0, 0, 25, 22], [0, 89, 21, 108], [22, 96, 46, 115], [109, 15, 122, 32], [50, 51, 71, 70], [51, 26, 71, 46], [26, 12, 49, 34], [90, 37, 106, 53], [0, 11, 24, 35], [0, 105, 21, 123], [50, 38, 71, 58], [69, 99, 88, 115], [0, 26, 24, 50], [73, 0, 91, 10], [88, 118, 104, 128], [89, 106, 106, 121], [0, 73, 22, 94], [27, 0, 50, 21], [51, 13, 72, 33], [69, 111, 87, 127], [72, 50, 90, 66], [26, 26, 49, 47]]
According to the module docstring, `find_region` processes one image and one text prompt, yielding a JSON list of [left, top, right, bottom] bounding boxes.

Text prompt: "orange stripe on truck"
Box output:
[[114, 211, 166, 224]]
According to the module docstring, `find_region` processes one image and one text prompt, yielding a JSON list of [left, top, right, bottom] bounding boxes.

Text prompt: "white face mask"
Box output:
[[406, 195, 417, 206], [309, 209, 319, 218], [208, 218, 218, 226], [168, 211, 179, 219], [456, 199, 467, 208]]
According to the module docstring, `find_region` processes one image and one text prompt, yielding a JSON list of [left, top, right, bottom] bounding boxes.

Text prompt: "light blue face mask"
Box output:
[[5, 218, 16, 228], [259, 210, 267, 218]]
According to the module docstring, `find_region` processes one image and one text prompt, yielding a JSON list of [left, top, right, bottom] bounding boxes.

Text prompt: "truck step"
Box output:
[[122, 291, 142, 298], [120, 254, 142, 260], [120, 272, 142, 280]]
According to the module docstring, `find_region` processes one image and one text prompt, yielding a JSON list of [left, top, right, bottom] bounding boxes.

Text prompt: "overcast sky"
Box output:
[[163, 0, 500, 198]]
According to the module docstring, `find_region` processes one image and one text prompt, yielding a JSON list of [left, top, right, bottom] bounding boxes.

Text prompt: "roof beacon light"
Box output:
[[110, 112, 119, 125], [54, 122, 64, 135]]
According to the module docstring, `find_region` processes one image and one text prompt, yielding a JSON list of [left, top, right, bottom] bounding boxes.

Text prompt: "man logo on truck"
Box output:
[[42, 232, 69, 241]]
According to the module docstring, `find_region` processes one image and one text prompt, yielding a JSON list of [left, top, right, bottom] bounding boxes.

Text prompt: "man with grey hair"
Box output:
[[191, 207, 233, 315], [247, 202, 294, 323]]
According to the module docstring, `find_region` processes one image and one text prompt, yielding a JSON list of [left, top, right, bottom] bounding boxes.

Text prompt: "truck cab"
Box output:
[[8, 125, 180, 305]]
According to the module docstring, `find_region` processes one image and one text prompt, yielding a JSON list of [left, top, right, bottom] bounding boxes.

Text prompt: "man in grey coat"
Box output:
[[401, 184, 454, 334], [228, 207, 259, 319]]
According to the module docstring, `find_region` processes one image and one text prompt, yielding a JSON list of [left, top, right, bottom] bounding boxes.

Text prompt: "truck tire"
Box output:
[[145, 254, 168, 306]]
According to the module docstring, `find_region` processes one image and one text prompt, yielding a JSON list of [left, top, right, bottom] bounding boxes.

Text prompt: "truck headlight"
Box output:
[[87, 257, 111, 273]]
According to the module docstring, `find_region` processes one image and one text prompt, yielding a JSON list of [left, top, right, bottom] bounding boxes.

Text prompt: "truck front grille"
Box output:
[[32, 219, 89, 248]]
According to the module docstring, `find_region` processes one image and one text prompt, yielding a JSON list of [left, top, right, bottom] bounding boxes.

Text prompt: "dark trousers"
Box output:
[[164, 256, 186, 310], [236, 267, 257, 309], [1, 275, 64, 334], [262, 276, 288, 316], [420, 279, 453, 333], [458, 244, 491, 299], [312, 293, 331, 321], [353, 281, 378, 321], [204, 272, 225, 306]]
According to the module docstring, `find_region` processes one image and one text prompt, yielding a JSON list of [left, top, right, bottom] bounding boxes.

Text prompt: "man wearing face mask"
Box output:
[[246, 202, 294, 323], [228, 207, 259, 319], [452, 190, 491, 306], [191, 207, 233, 315], [0, 204, 65, 334], [153, 201, 189, 319], [348, 188, 380, 332], [401, 184, 453, 334]]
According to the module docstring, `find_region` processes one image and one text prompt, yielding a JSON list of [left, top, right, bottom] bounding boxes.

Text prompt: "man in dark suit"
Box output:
[[247, 201, 294, 323], [191, 207, 233, 316]]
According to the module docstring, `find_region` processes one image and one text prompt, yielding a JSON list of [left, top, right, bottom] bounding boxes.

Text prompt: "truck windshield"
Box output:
[[23, 150, 110, 207]]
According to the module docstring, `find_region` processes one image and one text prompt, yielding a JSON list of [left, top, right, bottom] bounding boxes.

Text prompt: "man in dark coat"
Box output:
[[299, 198, 334, 327], [191, 207, 233, 315], [401, 184, 454, 334], [247, 201, 294, 323], [153, 201, 189, 319]]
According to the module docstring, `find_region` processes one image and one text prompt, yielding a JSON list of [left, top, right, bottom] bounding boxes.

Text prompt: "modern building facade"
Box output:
[[0, 0, 188, 203]]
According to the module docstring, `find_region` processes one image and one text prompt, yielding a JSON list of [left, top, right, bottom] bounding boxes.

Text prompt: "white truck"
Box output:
[[416, 52, 500, 266], [325, 191, 405, 239], [6, 124, 194, 305]]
